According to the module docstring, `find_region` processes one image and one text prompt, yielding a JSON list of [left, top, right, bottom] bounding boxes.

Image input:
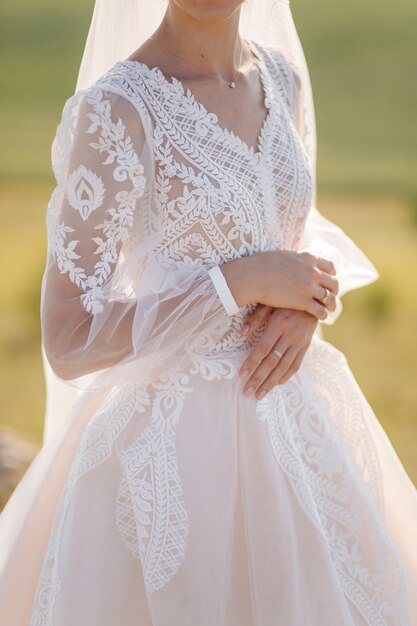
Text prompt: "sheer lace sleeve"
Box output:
[[286, 57, 379, 324], [41, 85, 233, 390]]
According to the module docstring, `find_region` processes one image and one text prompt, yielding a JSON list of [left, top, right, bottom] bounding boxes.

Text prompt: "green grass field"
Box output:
[[0, 0, 416, 485]]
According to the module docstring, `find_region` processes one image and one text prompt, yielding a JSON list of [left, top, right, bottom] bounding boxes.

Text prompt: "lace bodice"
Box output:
[[102, 40, 313, 259], [86, 40, 314, 363], [42, 39, 320, 386]]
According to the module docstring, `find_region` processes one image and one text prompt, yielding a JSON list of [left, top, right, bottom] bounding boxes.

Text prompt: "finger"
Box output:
[[239, 328, 284, 378], [254, 346, 299, 398], [243, 337, 288, 395], [242, 338, 289, 395], [312, 283, 328, 301], [319, 292, 337, 312], [239, 309, 285, 376], [240, 304, 273, 336], [312, 284, 337, 312], [315, 256, 336, 275], [319, 272, 339, 295], [306, 298, 328, 321], [278, 348, 307, 385]]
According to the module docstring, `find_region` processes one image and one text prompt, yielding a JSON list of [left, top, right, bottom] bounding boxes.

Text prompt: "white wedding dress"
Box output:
[[1, 40, 417, 626]]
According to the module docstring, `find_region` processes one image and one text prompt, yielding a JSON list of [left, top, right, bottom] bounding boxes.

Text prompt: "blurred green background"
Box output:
[[0, 0, 416, 484]]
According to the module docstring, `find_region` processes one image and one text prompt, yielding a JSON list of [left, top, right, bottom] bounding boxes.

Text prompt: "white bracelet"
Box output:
[[207, 265, 240, 316]]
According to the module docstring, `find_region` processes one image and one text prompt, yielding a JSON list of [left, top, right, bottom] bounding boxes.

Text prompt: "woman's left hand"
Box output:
[[239, 304, 318, 399]]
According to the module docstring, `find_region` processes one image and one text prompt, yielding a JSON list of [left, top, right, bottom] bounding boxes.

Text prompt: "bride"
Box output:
[[1, 1, 416, 624]]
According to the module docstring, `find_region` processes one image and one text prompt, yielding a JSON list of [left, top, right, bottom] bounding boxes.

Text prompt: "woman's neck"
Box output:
[[153, 3, 244, 81]]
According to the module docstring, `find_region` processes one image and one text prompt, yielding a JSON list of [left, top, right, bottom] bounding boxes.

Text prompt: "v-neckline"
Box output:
[[116, 39, 273, 162]]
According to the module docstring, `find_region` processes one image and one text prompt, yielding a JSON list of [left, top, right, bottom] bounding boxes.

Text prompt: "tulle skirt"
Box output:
[[1, 334, 416, 626]]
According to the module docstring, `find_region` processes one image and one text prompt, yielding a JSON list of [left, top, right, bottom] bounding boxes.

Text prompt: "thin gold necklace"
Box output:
[[152, 37, 253, 89]]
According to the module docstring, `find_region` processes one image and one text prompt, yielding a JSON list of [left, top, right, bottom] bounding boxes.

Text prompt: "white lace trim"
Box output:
[[29, 384, 141, 626], [256, 339, 411, 625], [115, 371, 192, 594]]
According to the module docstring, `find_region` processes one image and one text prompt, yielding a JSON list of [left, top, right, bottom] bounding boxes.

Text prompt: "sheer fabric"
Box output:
[[0, 39, 416, 626]]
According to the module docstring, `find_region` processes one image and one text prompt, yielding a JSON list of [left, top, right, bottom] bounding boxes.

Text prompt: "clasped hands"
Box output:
[[239, 254, 339, 399]]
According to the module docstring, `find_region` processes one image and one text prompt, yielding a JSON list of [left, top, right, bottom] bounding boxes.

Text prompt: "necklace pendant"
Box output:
[[229, 81, 236, 89]]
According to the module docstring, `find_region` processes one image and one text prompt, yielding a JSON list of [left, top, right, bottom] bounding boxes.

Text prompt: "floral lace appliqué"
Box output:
[[48, 88, 146, 314]]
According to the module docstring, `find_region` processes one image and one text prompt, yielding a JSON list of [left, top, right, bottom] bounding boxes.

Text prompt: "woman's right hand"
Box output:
[[221, 250, 339, 321]]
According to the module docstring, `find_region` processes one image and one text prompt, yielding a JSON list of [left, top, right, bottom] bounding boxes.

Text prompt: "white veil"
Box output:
[[41, 0, 378, 446]]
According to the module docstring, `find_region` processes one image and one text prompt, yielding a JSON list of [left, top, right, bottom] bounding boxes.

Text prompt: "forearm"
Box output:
[[42, 274, 137, 380], [219, 255, 260, 308], [218, 248, 339, 322], [42, 262, 228, 381]]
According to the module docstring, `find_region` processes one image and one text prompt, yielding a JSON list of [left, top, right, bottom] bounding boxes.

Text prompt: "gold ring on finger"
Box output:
[[319, 287, 330, 305]]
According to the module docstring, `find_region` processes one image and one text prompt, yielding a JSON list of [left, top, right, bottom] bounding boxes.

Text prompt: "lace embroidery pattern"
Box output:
[[102, 39, 313, 256], [256, 338, 410, 626], [48, 88, 146, 314], [29, 384, 141, 626], [115, 371, 192, 594], [259, 45, 314, 250], [117, 68, 267, 256], [29, 368, 193, 626]]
